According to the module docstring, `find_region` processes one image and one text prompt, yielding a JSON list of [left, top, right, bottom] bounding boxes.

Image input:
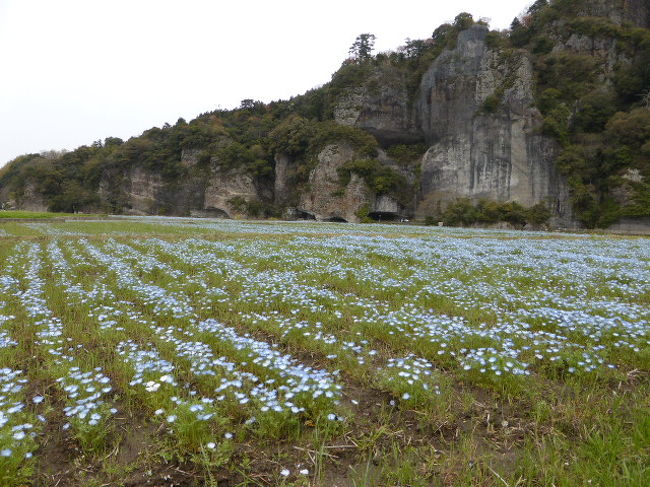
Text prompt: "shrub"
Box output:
[[385, 143, 428, 164], [485, 31, 508, 50], [574, 91, 618, 133], [606, 109, 650, 148], [453, 13, 475, 32], [481, 93, 503, 113], [268, 116, 315, 157], [530, 36, 554, 55], [356, 204, 373, 223], [536, 53, 598, 102], [526, 203, 552, 225], [338, 159, 407, 198], [442, 199, 478, 226], [309, 122, 378, 157], [475, 200, 502, 223], [542, 105, 572, 147], [442, 199, 552, 227], [498, 201, 528, 226], [622, 182, 650, 217]]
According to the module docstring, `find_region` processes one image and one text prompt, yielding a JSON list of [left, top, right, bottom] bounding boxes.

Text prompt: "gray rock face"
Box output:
[[299, 144, 371, 222], [203, 166, 260, 218], [297, 144, 414, 222], [373, 194, 400, 214], [578, 0, 650, 28], [115, 167, 204, 216], [414, 26, 571, 223], [330, 25, 575, 224], [122, 167, 166, 215], [99, 160, 260, 218], [552, 33, 625, 76], [15, 183, 48, 212], [274, 152, 293, 205], [334, 65, 420, 145]]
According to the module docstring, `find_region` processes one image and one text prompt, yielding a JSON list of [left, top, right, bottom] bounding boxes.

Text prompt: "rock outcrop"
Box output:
[[578, 0, 650, 28], [121, 167, 166, 215], [99, 157, 263, 219], [414, 26, 571, 223], [297, 144, 416, 222], [274, 152, 294, 206], [299, 144, 371, 222], [333, 25, 572, 224], [13, 183, 48, 212], [203, 167, 262, 219], [334, 65, 420, 145]]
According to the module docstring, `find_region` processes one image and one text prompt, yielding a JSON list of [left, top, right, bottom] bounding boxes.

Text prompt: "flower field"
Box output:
[[0, 218, 648, 486]]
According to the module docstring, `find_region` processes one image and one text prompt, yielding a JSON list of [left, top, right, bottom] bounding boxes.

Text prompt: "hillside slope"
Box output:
[[1, 0, 649, 229]]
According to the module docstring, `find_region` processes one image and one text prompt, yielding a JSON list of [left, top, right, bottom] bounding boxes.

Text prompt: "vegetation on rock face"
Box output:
[[338, 159, 408, 201], [1, 0, 649, 228], [385, 143, 428, 165], [509, 0, 650, 227]]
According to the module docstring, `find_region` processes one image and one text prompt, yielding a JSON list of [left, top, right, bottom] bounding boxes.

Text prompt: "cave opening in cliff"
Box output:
[[201, 207, 230, 219], [368, 211, 400, 222], [294, 209, 316, 220], [324, 217, 348, 223]]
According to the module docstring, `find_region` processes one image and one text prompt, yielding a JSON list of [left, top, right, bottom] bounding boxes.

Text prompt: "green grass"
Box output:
[[0, 210, 104, 219]]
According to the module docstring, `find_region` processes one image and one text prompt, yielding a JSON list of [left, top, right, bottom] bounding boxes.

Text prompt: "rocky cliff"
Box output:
[[2, 0, 649, 229], [415, 26, 571, 222], [327, 25, 571, 224], [578, 0, 650, 28], [95, 148, 269, 219]]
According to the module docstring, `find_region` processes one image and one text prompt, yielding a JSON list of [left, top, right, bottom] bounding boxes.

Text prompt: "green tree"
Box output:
[[442, 199, 478, 226], [453, 12, 474, 31], [402, 38, 426, 58], [432, 24, 452, 43], [104, 137, 123, 147], [349, 33, 376, 60], [528, 0, 549, 15], [526, 203, 552, 226]]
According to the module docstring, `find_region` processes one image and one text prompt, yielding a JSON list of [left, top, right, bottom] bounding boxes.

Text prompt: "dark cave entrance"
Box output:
[[202, 207, 230, 218], [324, 217, 348, 223], [294, 209, 316, 220], [368, 211, 400, 222]]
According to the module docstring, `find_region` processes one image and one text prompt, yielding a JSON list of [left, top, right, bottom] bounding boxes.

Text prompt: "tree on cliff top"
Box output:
[[349, 33, 376, 61], [453, 12, 474, 31]]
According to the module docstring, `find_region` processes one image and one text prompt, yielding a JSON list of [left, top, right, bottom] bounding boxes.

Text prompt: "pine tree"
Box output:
[[349, 33, 376, 61]]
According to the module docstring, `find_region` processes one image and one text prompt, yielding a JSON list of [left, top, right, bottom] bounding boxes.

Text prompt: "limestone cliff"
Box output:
[[414, 26, 571, 223], [334, 64, 419, 145], [298, 144, 370, 222], [332, 25, 571, 224], [96, 149, 267, 218], [577, 0, 649, 28]]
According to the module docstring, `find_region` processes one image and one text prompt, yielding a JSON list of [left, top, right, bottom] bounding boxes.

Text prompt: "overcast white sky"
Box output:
[[0, 0, 532, 166]]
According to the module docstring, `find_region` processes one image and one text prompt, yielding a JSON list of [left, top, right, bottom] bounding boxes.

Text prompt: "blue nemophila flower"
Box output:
[[7, 224, 643, 462]]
